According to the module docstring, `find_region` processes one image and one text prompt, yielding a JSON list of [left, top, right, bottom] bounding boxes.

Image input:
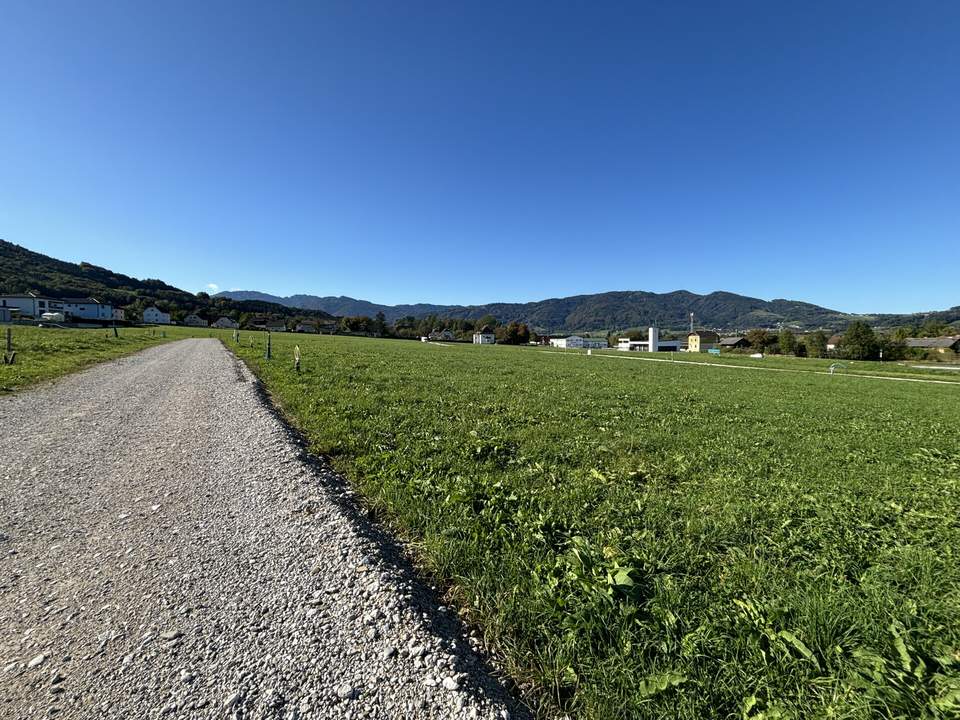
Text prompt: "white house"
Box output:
[[211, 317, 239, 329], [472, 325, 496, 344], [295, 322, 318, 333], [0, 293, 64, 319], [62, 297, 113, 321], [183, 314, 208, 327], [143, 306, 171, 324], [265, 321, 287, 332], [550, 335, 606, 349]]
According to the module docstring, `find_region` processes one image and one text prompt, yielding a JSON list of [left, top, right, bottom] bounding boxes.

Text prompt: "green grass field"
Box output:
[[0, 324, 178, 391], [7, 327, 960, 717], [226, 333, 960, 719]]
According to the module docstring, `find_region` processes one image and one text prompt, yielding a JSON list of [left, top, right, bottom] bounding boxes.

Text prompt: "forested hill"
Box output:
[[0, 240, 334, 323], [219, 288, 958, 333]]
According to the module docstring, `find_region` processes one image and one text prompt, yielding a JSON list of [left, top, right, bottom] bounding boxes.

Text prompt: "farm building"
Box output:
[[905, 336, 960, 353], [473, 326, 496, 344], [212, 317, 239, 329], [719, 336, 750, 350], [826, 334, 843, 352], [61, 297, 114, 321], [266, 321, 287, 332], [550, 335, 606, 349], [687, 330, 720, 352], [183, 314, 209, 327], [143, 306, 171, 324], [112, 308, 125, 321], [295, 322, 318, 333], [0, 293, 65, 319]]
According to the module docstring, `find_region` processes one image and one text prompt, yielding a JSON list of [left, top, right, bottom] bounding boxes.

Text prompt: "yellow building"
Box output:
[[688, 330, 720, 352]]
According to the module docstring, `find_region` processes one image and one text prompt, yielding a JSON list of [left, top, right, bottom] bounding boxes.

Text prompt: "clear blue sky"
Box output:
[[1, 1, 958, 313]]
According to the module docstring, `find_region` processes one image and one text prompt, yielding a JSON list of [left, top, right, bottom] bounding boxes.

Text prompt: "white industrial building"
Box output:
[[143, 306, 171, 324], [617, 327, 684, 352], [549, 335, 607, 349]]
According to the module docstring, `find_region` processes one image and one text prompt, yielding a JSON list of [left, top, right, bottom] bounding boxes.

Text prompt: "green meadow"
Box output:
[[0, 324, 174, 391], [230, 333, 960, 719]]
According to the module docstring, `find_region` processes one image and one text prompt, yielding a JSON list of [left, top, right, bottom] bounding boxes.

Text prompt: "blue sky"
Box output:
[[1, 1, 958, 313]]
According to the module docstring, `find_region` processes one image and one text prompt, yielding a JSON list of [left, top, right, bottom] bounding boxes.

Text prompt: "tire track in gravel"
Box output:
[[0, 339, 531, 720]]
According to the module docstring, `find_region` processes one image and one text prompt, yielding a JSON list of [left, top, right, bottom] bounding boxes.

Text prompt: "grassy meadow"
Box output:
[[0, 324, 176, 391], [226, 333, 960, 719]]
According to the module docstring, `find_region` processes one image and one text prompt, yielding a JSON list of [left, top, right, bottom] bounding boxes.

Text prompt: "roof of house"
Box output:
[[719, 336, 747, 345], [477, 325, 494, 334], [1, 293, 60, 300], [827, 334, 843, 344], [61, 297, 103, 304], [905, 336, 960, 349], [689, 330, 720, 341]]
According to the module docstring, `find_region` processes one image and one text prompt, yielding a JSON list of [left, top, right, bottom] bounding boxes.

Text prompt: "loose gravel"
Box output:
[[0, 339, 531, 719]]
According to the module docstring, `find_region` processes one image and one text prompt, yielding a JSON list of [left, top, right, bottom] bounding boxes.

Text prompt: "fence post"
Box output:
[[265, 331, 272, 360], [3, 327, 13, 365], [294, 344, 301, 372]]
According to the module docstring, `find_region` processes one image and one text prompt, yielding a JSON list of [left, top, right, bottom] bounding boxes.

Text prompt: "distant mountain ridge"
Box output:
[[217, 289, 960, 333]]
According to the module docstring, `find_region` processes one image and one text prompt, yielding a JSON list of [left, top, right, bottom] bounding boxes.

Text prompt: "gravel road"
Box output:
[[0, 339, 530, 720]]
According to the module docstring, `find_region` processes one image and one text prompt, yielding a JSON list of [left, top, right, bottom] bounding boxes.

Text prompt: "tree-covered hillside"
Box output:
[[0, 240, 335, 325]]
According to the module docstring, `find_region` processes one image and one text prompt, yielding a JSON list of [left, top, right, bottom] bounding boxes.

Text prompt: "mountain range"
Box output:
[[217, 289, 960, 333], [3, 237, 955, 333]]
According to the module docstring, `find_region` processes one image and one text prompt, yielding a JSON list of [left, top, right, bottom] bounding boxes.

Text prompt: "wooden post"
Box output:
[[3, 327, 14, 365], [265, 331, 272, 360]]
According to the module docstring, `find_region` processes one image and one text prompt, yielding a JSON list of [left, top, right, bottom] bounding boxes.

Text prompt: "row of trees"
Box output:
[[742, 323, 909, 361]]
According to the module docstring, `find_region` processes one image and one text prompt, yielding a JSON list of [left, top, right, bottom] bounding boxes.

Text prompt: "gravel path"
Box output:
[[0, 339, 530, 720]]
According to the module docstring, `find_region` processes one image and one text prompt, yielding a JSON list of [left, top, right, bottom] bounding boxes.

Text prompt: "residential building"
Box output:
[[211, 317, 239, 329], [295, 322, 318, 333], [472, 325, 495, 344], [826, 334, 843, 352], [905, 336, 960, 353], [61, 297, 113, 321], [183, 314, 209, 327], [719, 336, 750, 350], [429, 329, 456, 341], [112, 308, 125, 322], [265, 321, 287, 332], [143, 306, 171, 324], [0, 293, 64, 319], [687, 330, 720, 352]]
